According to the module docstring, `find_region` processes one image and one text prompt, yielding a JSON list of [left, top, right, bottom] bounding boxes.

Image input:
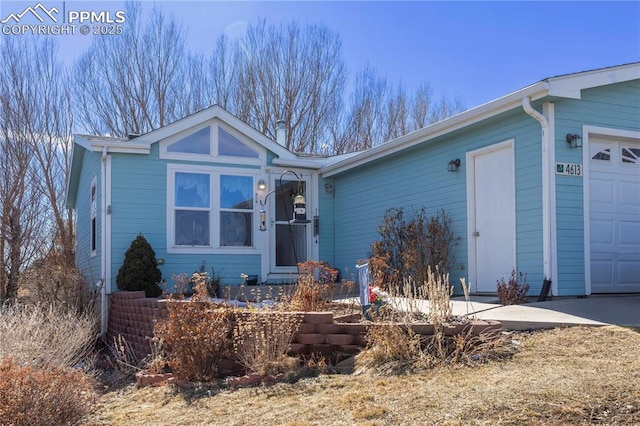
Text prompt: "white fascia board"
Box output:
[[90, 141, 150, 154], [75, 135, 150, 154], [321, 82, 549, 177], [272, 157, 324, 169], [547, 63, 640, 99], [74, 135, 94, 151]]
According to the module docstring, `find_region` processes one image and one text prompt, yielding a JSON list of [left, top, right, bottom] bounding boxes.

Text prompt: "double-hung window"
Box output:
[[174, 171, 211, 247], [219, 175, 253, 247], [168, 166, 255, 253]]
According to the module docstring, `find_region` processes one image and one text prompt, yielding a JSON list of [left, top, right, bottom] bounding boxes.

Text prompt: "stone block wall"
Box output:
[[107, 291, 167, 360], [107, 291, 502, 370]]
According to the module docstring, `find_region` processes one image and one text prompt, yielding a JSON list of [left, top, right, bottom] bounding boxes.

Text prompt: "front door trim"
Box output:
[[466, 139, 516, 293]]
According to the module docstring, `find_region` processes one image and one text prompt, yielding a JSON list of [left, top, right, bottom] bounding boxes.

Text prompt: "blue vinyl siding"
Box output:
[[553, 80, 640, 295], [109, 145, 166, 290], [331, 109, 545, 294], [318, 176, 336, 266], [109, 143, 269, 291], [75, 149, 102, 284]]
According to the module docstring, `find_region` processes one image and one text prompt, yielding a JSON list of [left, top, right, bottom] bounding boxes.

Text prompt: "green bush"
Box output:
[[0, 358, 96, 426], [116, 234, 162, 297]]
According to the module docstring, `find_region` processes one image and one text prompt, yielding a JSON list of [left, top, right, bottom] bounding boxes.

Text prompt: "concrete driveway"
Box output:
[[452, 294, 640, 330], [357, 294, 640, 330]]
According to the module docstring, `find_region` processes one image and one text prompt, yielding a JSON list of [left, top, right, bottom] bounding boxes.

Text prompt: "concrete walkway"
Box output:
[[349, 295, 640, 330], [461, 295, 640, 330]]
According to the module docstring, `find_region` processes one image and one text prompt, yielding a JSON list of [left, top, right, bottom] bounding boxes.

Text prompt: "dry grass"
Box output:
[[0, 303, 96, 368], [89, 326, 640, 425], [233, 311, 302, 376]]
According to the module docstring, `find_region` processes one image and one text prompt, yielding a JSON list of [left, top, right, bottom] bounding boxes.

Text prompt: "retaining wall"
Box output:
[[107, 291, 502, 370]]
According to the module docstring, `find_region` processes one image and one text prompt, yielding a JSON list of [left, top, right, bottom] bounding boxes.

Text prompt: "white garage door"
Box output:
[[589, 136, 640, 293]]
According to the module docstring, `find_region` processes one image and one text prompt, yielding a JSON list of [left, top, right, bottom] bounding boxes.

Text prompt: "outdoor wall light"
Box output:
[[324, 182, 333, 193], [566, 133, 582, 149], [447, 158, 461, 172], [257, 179, 267, 190]]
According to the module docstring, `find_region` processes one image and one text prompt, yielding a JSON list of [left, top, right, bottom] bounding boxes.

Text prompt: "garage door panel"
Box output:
[[620, 181, 640, 207], [619, 261, 640, 285], [591, 260, 613, 285], [619, 221, 640, 247], [589, 137, 640, 293], [590, 219, 614, 245], [590, 179, 614, 204]]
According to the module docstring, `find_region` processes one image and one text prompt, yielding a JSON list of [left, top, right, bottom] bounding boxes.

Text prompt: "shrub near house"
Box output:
[[116, 234, 163, 297]]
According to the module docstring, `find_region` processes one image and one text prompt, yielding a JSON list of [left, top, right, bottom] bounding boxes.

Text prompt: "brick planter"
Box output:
[[108, 294, 504, 379]]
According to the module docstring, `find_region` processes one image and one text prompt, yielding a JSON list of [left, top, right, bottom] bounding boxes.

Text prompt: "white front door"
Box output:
[[269, 174, 311, 274], [589, 136, 640, 293], [468, 141, 516, 292]]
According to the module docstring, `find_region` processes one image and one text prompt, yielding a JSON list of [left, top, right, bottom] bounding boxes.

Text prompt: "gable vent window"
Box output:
[[167, 127, 211, 155], [218, 127, 259, 158], [160, 123, 264, 164]]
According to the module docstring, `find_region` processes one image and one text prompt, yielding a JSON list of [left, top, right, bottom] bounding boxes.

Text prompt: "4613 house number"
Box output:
[[556, 162, 583, 176]]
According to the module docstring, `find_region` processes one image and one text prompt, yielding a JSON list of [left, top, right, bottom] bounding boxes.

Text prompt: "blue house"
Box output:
[[67, 63, 640, 319]]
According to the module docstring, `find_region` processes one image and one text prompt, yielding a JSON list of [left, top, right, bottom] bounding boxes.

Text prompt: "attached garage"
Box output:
[[587, 132, 640, 293]]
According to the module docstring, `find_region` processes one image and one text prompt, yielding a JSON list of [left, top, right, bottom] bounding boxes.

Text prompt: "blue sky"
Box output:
[[2, 1, 639, 109]]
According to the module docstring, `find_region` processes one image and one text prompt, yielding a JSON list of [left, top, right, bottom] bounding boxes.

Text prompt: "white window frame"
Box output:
[[167, 164, 259, 254], [159, 120, 265, 165]]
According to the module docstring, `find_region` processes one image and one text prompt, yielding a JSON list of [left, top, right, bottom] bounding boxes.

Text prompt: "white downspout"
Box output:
[[99, 146, 108, 336], [522, 97, 554, 294]]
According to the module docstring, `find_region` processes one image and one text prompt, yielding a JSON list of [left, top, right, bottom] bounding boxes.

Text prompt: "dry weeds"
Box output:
[[89, 326, 640, 425], [0, 303, 96, 369]]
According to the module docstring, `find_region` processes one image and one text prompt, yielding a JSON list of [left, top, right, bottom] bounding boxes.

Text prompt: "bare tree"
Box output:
[[215, 21, 347, 153], [382, 84, 409, 142], [336, 65, 388, 153], [74, 2, 188, 136], [0, 37, 71, 302]]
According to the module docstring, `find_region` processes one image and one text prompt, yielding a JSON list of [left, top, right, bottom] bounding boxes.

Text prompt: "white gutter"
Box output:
[[522, 97, 554, 295], [99, 146, 108, 336]]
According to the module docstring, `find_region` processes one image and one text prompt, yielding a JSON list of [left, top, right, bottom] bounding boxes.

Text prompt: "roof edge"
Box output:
[[321, 62, 640, 177], [321, 81, 548, 177]]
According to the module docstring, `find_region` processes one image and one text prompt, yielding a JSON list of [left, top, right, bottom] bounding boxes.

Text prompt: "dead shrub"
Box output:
[[233, 311, 302, 376], [297, 260, 339, 284], [358, 269, 513, 373], [153, 280, 234, 382], [424, 268, 453, 324], [0, 358, 96, 426], [0, 303, 96, 369], [358, 324, 514, 374], [497, 270, 530, 305], [370, 207, 457, 292], [18, 248, 99, 315], [356, 324, 431, 374], [284, 273, 333, 312]]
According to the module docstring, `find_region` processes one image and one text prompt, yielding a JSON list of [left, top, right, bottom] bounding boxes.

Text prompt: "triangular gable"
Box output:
[[133, 105, 298, 161]]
